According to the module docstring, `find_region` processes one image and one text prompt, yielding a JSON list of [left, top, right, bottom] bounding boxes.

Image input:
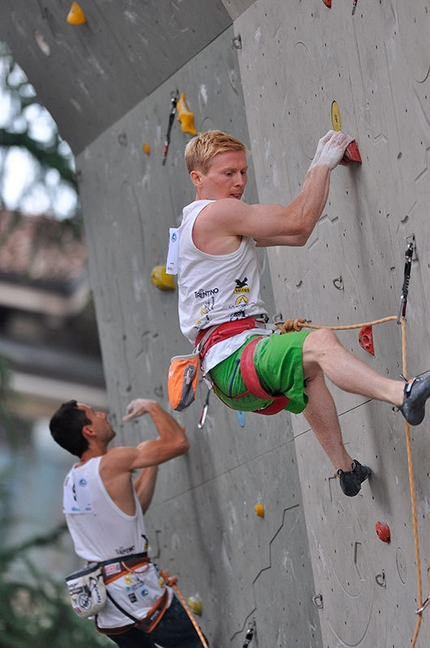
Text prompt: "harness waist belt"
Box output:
[[196, 316, 267, 359], [99, 552, 149, 584]]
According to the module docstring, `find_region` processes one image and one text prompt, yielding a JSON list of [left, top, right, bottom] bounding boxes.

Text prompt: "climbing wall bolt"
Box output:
[[375, 571, 386, 587], [232, 34, 242, 49], [332, 276, 344, 290], [312, 593, 324, 609]]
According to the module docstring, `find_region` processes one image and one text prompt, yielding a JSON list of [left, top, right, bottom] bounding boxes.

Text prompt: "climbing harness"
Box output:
[[162, 90, 179, 166], [242, 619, 256, 647], [398, 234, 415, 323], [196, 316, 290, 416], [159, 570, 209, 648]]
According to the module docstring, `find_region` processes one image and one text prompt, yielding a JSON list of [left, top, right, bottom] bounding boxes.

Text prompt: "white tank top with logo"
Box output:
[[63, 457, 172, 628], [177, 200, 270, 369]]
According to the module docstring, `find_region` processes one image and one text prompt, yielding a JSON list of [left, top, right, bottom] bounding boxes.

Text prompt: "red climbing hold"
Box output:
[[343, 140, 362, 164], [358, 325, 374, 356], [375, 521, 391, 543], [322, 0, 332, 7]]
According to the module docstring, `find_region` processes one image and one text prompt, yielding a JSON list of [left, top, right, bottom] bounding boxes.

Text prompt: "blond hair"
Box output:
[[184, 130, 247, 175]]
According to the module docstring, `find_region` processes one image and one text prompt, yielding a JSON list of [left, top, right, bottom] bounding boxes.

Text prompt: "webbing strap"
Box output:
[[240, 337, 290, 416]]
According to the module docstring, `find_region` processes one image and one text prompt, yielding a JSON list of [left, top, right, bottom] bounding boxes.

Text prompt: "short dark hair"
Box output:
[[49, 400, 90, 458]]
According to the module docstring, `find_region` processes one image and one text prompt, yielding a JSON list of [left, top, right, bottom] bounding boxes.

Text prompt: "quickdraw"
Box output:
[[242, 619, 256, 647], [398, 234, 415, 323], [197, 386, 211, 429], [162, 90, 179, 166]]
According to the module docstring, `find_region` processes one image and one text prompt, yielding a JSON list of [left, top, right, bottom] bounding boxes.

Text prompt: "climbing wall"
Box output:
[[235, 1, 430, 647], [1, 1, 430, 647]]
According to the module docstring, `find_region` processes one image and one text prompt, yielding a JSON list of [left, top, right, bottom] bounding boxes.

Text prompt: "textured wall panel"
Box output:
[[0, 0, 231, 153], [236, 1, 430, 646]]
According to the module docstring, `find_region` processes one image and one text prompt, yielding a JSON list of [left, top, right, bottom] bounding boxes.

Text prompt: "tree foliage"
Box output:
[[0, 41, 79, 218], [0, 525, 111, 648]]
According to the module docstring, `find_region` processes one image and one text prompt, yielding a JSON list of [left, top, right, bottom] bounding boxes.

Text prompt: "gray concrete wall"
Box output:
[[1, 1, 430, 647], [235, 3, 430, 647]]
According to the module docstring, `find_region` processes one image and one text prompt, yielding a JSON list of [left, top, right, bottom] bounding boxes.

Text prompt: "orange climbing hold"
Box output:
[[254, 504, 265, 518], [177, 93, 197, 135], [358, 325, 374, 355], [67, 2, 87, 25]]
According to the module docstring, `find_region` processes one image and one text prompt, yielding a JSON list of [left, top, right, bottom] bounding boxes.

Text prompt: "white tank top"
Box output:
[[177, 200, 268, 346], [63, 457, 172, 628]]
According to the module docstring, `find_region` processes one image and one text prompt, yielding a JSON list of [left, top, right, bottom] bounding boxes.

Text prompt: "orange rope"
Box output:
[[399, 318, 423, 648], [279, 315, 424, 646], [160, 570, 209, 648], [277, 315, 398, 333]]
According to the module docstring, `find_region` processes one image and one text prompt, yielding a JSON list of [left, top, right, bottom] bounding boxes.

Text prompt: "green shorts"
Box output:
[[209, 331, 310, 414]]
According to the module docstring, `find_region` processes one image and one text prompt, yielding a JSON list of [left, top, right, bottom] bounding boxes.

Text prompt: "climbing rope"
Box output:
[[160, 570, 209, 648], [277, 314, 398, 334], [279, 314, 424, 646]]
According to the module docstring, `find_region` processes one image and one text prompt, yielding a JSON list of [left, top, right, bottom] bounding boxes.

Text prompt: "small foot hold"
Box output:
[[358, 325, 374, 355]]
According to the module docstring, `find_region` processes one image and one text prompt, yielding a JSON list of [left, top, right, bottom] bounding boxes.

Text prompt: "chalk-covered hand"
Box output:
[[123, 398, 155, 422], [310, 130, 354, 171]]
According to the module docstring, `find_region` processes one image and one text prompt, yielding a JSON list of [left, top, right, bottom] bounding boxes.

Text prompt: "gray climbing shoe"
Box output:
[[399, 375, 430, 426], [337, 460, 371, 497]]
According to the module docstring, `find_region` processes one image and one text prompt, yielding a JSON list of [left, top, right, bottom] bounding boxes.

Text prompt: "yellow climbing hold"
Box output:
[[177, 92, 197, 135], [151, 265, 176, 290], [142, 142, 151, 155], [254, 503, 265, 518], [187, 596, 202, 616], [67, 2, 87, 25], [331, 101, 341, 131]]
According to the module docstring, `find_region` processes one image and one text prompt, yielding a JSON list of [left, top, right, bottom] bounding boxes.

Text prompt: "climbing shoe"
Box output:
[[399, 375, 430, 426], [337, 460, 371, 497]]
